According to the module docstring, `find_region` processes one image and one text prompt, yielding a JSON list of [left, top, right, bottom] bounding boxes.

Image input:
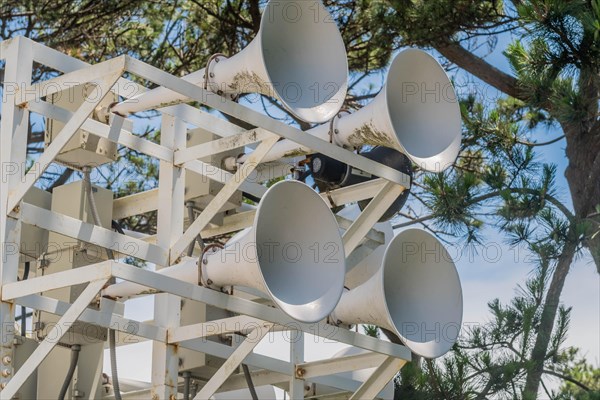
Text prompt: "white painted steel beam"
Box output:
[[109, 263, 412, 361], [112, 189, 160, 220], [342, 181, 405, 255], [193, 323, 274, 400], [18, 202, 168, 266], [15, 57, 126, 105], [151, 114, 185, 399], [1, 37, 33, 392], [290, 331, 305, 400], [0, 279, 107, 400], [182, 159, 268, 199], [168, 315, 265, 343], [171, 134, 279, 262], [174, 128, 272, 165], [161, 104, 245, 138], [2, 261, 112, 300], [6, 71, 123, 214], [348, 357, 406, 400], [14, 293, 166, 342], [296, 352, 387, 379], [26, 100, 173, 163], [122, 56, 410, 188], [27, 38, 146, 99]]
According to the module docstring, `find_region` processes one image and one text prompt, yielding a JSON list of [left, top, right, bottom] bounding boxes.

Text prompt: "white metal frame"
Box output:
[[0, 36, 412, 399]]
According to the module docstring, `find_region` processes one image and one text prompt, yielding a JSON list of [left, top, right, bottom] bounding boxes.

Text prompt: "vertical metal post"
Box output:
[[0, 37, 33, 394], [151, 114, 186, 398], [289, 330, 305, 400]]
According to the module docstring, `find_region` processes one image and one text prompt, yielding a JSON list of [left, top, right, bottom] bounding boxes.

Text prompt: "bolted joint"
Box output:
[[2, 368, 12, 377], [2, 356, 11, 365], [295, 367, 306, 379]]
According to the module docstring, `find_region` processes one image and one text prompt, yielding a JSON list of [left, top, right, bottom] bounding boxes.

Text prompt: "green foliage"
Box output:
[[555, 355, 600, 399], [391, 263, 594, 399]]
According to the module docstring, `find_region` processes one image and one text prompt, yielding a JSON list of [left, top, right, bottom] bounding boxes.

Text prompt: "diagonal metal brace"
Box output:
[[193, 322, 274, 399], [348, 356, 406, 400], [170, 134, 278, 263], [0, 279, 107, 399]]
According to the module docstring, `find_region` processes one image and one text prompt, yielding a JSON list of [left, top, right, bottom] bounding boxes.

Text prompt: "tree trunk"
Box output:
[[563, 123, 600, 274], [523, 239, 577, 398]]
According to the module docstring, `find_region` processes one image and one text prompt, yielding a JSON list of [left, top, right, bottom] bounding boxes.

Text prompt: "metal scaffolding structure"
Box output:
[[0, 36, 414, 399]]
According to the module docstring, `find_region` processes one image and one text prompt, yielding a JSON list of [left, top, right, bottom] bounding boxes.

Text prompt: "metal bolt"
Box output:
[[0, 382, 6, 389], [334, 129, 339, 134], [209, 73, 215, 78], [296, 367, 305, 378], [206, 279, 213, 286], [2, 369, 11, 377], [202, 258, 208, 265], [2, 356, 11, 365]]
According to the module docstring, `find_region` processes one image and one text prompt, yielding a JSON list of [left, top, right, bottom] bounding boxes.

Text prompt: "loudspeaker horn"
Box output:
[[329, 229, 463, 358], [233, 49, 461, 172], [103, 180, 346, 324], [111, 0, 348, 124]]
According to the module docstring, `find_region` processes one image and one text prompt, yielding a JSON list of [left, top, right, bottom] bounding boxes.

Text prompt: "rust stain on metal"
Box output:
[[346, 123, 392, 148], [282, 148, 311, 159], [229, 71, 272, 96]]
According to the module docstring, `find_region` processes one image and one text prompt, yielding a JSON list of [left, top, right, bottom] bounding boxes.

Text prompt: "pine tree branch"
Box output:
[[516, 135, 565, 147], [542, 369, 592, 392], [392, 187, 574, 230], [435, 41, 522, 100]]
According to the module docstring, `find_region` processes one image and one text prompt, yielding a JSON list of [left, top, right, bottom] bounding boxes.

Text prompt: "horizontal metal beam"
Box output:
[[26, 100, 173, 163], [183, 159, 267, 198], [18, 202, 168, 266], [296, 352, 387, 379], [16, 57, 126, 105], [168, 315, 265, 344], [15, 293, 166, 342], [113, 189, 159, 220], [122, 56, 410, 188], [219, 370, 289, 393], [174, 128, 271, 165], [109, 263, 412, 360], [161, 104, 245, 138], [28, 39, 147, 99], [2, 261, 112, 300]]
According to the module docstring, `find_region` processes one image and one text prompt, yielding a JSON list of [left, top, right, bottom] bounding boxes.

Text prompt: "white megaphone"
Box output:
[[111, 0, 348, 123], [232, 49, 461, 172], [103, 180, 346, 323], [329, 229, 463, 358]]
